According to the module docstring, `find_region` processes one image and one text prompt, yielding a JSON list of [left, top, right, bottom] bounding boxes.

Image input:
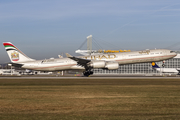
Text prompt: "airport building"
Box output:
[[0, 69, 19, 75], [93, 54, 180, 75]]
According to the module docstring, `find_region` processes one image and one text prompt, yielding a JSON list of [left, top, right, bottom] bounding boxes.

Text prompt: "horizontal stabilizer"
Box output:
[[8, 63, 23, 67]]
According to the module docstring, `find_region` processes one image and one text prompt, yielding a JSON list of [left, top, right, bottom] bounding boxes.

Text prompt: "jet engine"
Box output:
[[105, 62, 119, 70], [89, 61, 106, 68]]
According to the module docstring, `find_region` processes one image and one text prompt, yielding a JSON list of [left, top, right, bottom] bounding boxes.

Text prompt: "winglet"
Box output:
[[65, 53, 73, 57], [58, 55, 63, 58]]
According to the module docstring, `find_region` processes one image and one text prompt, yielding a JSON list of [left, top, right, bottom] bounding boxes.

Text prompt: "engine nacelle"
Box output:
[[89, 61, 106, 68], [105, 62, 119, 70]]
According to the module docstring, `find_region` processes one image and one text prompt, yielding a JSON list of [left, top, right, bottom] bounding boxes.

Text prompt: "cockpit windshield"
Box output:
[[170, 51, 175, 53]]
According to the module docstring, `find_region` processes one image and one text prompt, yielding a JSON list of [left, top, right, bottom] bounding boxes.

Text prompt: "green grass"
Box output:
[[0, 78, 180, 120]]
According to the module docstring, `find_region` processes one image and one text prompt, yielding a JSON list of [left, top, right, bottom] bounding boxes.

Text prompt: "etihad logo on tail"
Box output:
[[11, 51, 19, 61]]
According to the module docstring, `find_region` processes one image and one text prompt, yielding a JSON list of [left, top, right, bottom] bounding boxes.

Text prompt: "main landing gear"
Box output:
[[83, 70, 93, 77]]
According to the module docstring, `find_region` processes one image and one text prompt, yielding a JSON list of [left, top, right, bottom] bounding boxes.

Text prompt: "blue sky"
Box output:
[[1, 0, 180, 63]]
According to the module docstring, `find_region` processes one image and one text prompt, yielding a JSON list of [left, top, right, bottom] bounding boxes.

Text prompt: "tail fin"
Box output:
[[3, 42, 35, 63], [152, 62, 160, 69]]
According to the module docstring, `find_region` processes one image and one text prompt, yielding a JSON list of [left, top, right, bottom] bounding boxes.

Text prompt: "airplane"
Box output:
[[152, 62, 180, 74], [3, 42, 177, 76]]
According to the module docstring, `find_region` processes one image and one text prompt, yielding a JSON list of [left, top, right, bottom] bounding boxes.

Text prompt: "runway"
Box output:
[[0, 76, 180, 79]]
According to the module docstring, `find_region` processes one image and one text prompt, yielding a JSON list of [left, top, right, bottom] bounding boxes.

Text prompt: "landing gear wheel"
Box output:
[[83, 71, 93, 77]]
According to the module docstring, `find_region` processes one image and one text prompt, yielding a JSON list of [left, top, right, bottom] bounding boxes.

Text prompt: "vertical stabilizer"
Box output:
[[152, 62, 160, 68], [3, 42, 35, 63]]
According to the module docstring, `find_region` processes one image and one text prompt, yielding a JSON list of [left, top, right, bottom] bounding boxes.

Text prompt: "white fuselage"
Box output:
[[154, 68, 179, 74], [18, 49, 176, 71]]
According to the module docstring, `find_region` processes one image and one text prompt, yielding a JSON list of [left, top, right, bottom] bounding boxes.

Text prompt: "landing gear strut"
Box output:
[[83, 70, 93, 77]]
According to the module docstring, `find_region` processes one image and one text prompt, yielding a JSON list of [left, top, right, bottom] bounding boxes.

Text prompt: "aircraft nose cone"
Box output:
[[173, 53, 177, 57]]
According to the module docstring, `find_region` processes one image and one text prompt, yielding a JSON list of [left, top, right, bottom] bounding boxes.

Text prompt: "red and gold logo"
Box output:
[[11, 51, 19, 61]]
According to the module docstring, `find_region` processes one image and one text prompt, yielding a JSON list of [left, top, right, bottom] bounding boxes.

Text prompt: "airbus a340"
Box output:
[[3, 42, 177, 76]]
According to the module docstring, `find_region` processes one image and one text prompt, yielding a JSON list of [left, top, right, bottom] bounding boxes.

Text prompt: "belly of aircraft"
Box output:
[[23, 64, 75, 71]]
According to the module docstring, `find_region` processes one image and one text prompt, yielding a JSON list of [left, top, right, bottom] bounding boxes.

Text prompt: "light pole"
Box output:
[[8, 64, 12, 75]]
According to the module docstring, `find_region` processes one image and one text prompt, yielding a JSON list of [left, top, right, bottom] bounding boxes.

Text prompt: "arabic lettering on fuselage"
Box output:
[[82, 54, 117, 60]]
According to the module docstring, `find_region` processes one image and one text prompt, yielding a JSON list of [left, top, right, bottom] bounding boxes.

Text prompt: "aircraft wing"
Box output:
[[176, 68, 180, 72], [66, 53, 91, 69]]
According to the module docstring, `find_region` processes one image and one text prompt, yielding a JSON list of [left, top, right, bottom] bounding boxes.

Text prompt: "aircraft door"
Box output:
[[118, 53, 126, 64]]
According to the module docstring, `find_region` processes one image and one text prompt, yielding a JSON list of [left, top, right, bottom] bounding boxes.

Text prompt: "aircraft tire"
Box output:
[[83, 71, 93, 77]]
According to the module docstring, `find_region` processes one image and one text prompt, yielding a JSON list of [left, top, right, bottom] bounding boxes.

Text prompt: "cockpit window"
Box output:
[[170, 51, 175, 53]]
